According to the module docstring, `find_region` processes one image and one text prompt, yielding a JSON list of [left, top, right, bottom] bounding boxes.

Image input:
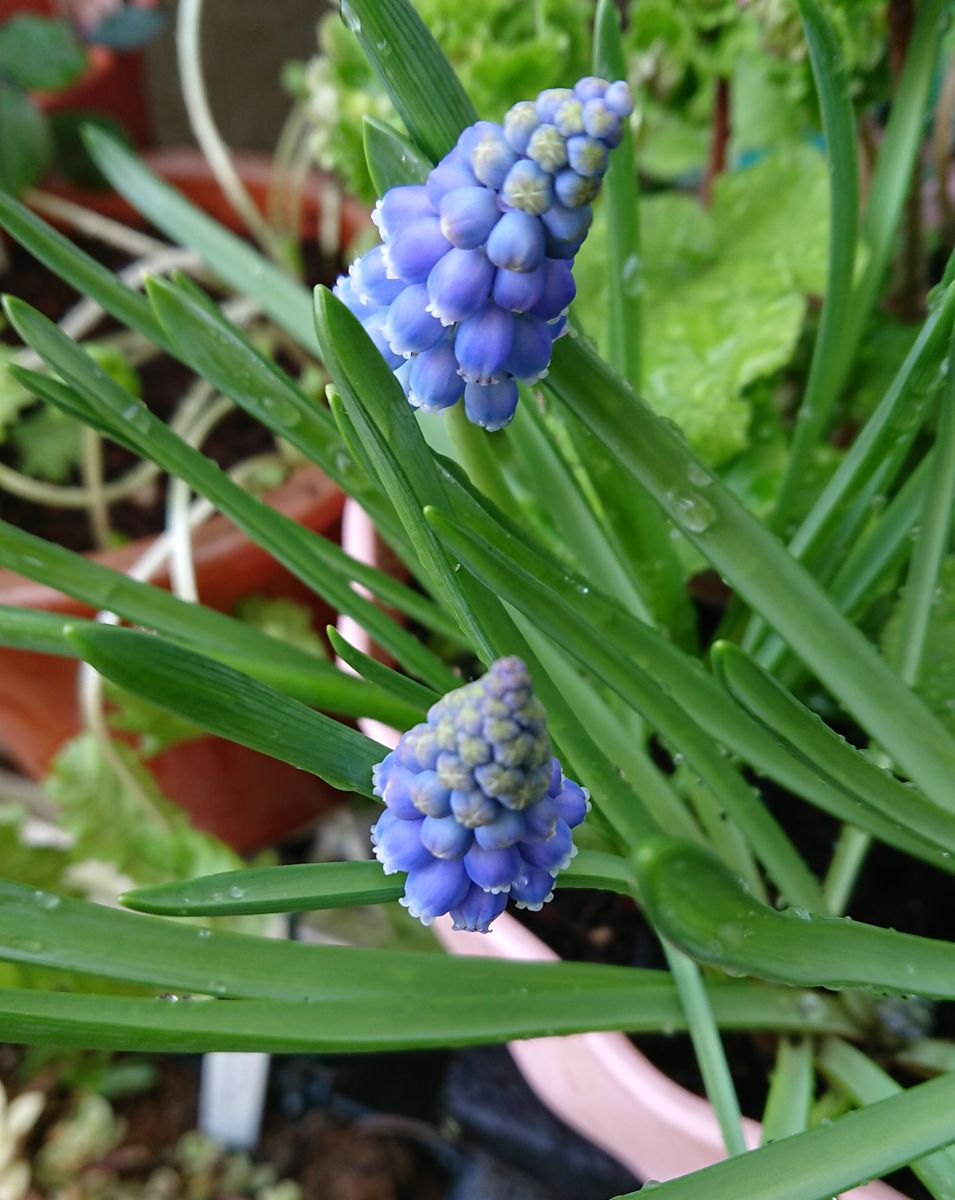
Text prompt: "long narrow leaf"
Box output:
[[65, 624, 384, 793], [635, 836, 955, 999]]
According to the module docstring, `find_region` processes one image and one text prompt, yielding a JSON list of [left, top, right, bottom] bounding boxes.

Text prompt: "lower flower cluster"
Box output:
[[335, 75, 632, 431], [370, 657, 590, 931]]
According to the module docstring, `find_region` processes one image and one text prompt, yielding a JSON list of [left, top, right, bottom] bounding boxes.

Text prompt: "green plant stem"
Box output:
[[446, 402, 515, 513], [663, 942, 747, 1158], [770, 0, 859, 533], [594, 0, 641, 391], [822, 826, 872, 915]]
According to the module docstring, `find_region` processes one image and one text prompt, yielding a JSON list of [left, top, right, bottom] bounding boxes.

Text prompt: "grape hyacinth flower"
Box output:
[[370, 657, 590, 932], [335, 76, 632, 431]]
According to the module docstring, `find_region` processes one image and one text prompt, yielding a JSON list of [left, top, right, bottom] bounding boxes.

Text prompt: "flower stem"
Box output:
[[446, 401, 515, 512]]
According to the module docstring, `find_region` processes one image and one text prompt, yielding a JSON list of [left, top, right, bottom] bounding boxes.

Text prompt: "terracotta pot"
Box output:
[[0, 467, 345, 852], [43, 146, 370, 247], [337, 497, 907, 1200]]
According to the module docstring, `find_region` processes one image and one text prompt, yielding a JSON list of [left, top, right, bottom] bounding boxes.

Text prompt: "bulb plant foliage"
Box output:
[[1, 1, 955, 1200]]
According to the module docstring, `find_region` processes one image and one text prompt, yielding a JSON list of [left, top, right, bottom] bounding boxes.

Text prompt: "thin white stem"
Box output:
[[25, 190, 170, 258], [176, 0, 289, 265], [80, 428, 111, 549]]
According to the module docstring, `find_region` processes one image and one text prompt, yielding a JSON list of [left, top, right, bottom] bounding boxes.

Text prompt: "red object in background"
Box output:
[[0, 0, 154, 146]]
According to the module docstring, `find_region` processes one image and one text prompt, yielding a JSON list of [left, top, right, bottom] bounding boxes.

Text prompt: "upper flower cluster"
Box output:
[[335, 77, 633, 431], [370, 657, 590, 931]]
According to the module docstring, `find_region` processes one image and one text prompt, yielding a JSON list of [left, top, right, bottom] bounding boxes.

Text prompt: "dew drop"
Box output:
[[228, 884, 245, 900], [686, 462, 712, 488], [197, 927, 212, 939], [340, 0, 362, 32], [32, 889, 60, 911], [621, 254, 644, 298], [666, 489, 716, 533]]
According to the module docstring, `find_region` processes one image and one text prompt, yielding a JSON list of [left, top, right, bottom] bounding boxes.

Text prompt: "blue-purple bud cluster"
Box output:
[[335, 77, 633, 431], [370, 657, 590, 932]]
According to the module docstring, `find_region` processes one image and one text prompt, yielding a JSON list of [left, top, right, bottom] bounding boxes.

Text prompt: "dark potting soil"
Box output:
[[0, 233, 337, 555]]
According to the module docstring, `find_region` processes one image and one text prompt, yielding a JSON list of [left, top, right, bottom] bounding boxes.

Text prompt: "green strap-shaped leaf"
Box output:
[[363, 115, 432, 194], [121, 850, 636, 916], [82, 128, 319, 354], [713, 641, 955, 857], [327, 625, 438, 713], [0, 604, 81, 656], [0, 876, 852, 1045], [770, 0, 859, 530], [819, 1038, 955, 1200], [611, 1069, 955, 1200], [546, 335, 955, 814], [65, 623, 384, 793], [343, 0, 476, 163], [635, 835, 955, 999]]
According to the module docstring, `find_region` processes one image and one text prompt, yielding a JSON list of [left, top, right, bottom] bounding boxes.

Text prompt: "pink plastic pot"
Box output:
[[338, 496, 907, 1199]]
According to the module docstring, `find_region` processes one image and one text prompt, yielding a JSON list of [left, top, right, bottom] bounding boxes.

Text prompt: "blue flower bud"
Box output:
[[383, 217, 452, 284], [450, 884, 508, 932], [531, 258, 576, 320], [604, 79, 634, 117], [439, 186, 502, 249], [408, 341, 465, 411], [410, 768, 452, 817], [526, 124, 568, 174], [473, 806, 526, 850], [382, 284, 445, 357], [554, 168, 601, 208], [454, 305, 516, 385], [582, 97, 620, 142], [333, 275, 376, 318], [500, 159, 554, 215], [522, 817, 576, 872], [400, 858, 470, 925], [541, 202, 592, 244], [379, 762, 421, 819], [554, 779, 591, 828], [349, 245, 405, 306], [463, 379, 519, 431], [451, 788, 501, 828], [361, 311, 404, 371], [470, 125, 519, 190], [426, 247, 495, 325], [504, 314, 553, 384], [520, 795, 558, 843], [372, 658, 587, 930], [567, 135, 608, 178], [463, 843, 522, 893], [510, 859, 556, 910], [421, 813, 474, 859], [492, 264, 546, 313], [394, 358, 412, 396], [553, 98, 585, 138], [426, 160, 479, 209], [574, 76, 608, 102], [503, 101, 540, 154], [485, 210, 547, 273], [371, 810, 433, 874], [372, 184, 432, 240], [536, 87, 574, 122]]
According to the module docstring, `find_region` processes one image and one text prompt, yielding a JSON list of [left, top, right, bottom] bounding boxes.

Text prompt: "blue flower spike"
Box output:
[[371, 657, 590, 932], [334, 76, 632, 431]]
